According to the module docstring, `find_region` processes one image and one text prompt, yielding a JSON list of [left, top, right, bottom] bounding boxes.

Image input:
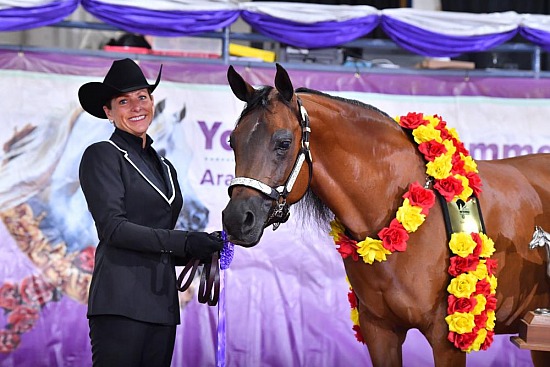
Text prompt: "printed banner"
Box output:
[[0, 54, 540, 367]]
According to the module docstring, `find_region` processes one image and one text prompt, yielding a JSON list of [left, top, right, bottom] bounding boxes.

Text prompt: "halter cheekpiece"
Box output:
[[228, 96, 312, 230]]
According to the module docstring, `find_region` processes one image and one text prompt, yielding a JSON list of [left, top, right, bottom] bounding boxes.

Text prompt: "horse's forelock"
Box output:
[[236, 86, 273, 126]]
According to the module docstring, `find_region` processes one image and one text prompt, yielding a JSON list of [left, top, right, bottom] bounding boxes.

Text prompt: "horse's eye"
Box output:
[[277, 140, 291, 151]]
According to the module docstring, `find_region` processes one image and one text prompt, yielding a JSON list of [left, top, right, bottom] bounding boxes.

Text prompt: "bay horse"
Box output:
[[221, 64, 550, 367]]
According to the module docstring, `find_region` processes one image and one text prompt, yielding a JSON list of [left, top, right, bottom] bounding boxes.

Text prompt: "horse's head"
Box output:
[[222, 64, 312, 247]]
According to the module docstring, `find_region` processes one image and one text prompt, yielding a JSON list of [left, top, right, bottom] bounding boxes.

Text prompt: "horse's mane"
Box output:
[[295, 87, 391, 119]]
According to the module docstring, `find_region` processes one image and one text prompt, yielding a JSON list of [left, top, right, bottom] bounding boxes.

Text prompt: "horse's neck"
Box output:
[[308, 100, 426, 239]]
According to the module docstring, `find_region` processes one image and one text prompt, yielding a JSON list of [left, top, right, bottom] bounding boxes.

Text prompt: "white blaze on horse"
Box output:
[[222, 64, 550, 367]]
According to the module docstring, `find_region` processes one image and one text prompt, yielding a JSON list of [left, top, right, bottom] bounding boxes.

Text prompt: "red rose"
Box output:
[[449, 330, 477, 350], [378, 219, 409, 252], [447, 295, 476, 314], [480, 330, 494, 350], [451, 154, 466, 176], [434, 176, 464, 202], [470, 232, 483, 258], [348, 291, 358, 309], [0, 283, 21, 311], [448, 254, 479, 277], [20, 275, 55, 307], [434, 116, 447, 130], [470, 233, 483, 257], [352, 324, 365, 344], [474, 312, 488, 329], [466, 172, 483, 196], [454, 140, 469, 156], [485, 294, 497, 311], [403, 182, 436, 214], [399, 112, 426, 129], [438, 126, 452, 141], [336, 235, 359, 261], [0, 330, 21, 353], [475, 279, 491, 296], [418, 140, 447, 162], [7, 305, 39, 333], [76, 246, 96, 273], [484, 258, 498, 276]]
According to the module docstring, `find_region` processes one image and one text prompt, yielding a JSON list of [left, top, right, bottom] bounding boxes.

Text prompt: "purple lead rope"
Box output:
[[217, 231, 234, 367]]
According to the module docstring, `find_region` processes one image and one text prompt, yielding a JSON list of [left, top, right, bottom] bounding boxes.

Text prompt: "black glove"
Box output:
[[185, 231, 224, 261]]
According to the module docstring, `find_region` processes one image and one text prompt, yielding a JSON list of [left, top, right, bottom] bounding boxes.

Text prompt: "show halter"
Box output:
[[227, 96, 312, 230]]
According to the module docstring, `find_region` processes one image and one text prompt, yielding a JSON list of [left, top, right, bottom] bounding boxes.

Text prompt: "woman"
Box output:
[[78, 58, 223, 367]]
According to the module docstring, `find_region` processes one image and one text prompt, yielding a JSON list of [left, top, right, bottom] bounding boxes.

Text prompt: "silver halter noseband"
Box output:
[[228, 96, 312, 230]]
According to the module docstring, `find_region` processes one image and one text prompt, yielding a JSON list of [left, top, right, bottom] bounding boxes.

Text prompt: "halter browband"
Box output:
[[228, 95, 313, 230]]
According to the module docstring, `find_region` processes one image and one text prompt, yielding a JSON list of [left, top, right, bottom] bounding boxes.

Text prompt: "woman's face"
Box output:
[[104, 88, 155, 141]]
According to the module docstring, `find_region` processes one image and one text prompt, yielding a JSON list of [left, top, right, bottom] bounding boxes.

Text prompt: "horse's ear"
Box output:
[[227, 65, 255, 103], [274, 63, 294, 103]]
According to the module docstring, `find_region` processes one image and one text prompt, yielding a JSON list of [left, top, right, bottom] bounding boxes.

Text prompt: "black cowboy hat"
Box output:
[[78, 58, 162, 119]]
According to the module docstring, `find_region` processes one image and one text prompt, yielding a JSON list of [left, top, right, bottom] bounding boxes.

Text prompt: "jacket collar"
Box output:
[[108, 130, 176, 204]]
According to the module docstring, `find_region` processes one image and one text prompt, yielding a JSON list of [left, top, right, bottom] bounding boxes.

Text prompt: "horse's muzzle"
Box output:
[[222, 194, 272, 247]]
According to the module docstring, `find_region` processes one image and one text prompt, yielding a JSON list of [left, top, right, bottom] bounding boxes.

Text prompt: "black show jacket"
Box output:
[[79, 129, 189, 325]]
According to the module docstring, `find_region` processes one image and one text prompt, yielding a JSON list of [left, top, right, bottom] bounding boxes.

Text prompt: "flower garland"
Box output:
[[330, 112, 498, 353]]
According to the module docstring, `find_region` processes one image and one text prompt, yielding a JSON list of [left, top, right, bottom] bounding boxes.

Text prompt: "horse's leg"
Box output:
[[531, 351, 550, 367], [360, 317, 406, 367], [429, 337, 466, 367], [424, 313, 467, 367]]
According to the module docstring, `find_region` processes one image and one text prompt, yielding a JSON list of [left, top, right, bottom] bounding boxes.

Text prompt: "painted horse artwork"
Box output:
[[222, 64, 550, 367]]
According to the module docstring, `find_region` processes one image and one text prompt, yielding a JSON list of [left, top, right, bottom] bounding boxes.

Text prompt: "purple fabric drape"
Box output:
[[81, 0, 240, 36], [381, 14, 518, 57], [240, 10, 380, 49], [0, 0, 79, 31], [519, 26, 550, 51]]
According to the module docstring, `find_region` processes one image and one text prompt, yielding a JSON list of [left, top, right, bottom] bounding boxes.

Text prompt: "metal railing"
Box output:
[[1, 20, 547, 79]]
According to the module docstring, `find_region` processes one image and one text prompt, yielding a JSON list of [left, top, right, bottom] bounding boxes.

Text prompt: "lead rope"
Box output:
[[217, 231, 234, 367], [175, 231, 234, 366]]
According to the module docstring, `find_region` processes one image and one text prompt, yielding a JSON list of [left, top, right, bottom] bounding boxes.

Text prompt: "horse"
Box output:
[[221, 64, 550, 367]]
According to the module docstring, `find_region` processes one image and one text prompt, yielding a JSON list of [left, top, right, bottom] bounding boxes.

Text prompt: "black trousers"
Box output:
[[89, 315, 176, 367]]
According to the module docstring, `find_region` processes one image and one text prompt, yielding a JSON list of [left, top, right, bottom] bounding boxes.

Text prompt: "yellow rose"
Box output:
[[449, 232, 477, 257], [445, 312, 475, 334], [442, 139, 457, 156], [486, 310, 496, 330], [329, 219, 345, 242], [470, 262, 488, 281], [471, 294, 487, 315], [461, 153, 478, 173], [488, 274, 498, 294], [426, 154, 453, 179], [456, 175, 473, 202], [413, 124, 442, 144], [479, 233, 496, 258], [447, 127, 460, 141], [350, 307, 359, 325], [447, 273, 478, 298], [396, 199, 425, 232], [357, 237, 391, 264], [469, 328, 487, 352], [425, 115, 441, 127]]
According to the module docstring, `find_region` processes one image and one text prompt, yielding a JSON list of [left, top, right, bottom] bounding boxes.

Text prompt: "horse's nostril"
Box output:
[[243, 211, 255, 229]]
